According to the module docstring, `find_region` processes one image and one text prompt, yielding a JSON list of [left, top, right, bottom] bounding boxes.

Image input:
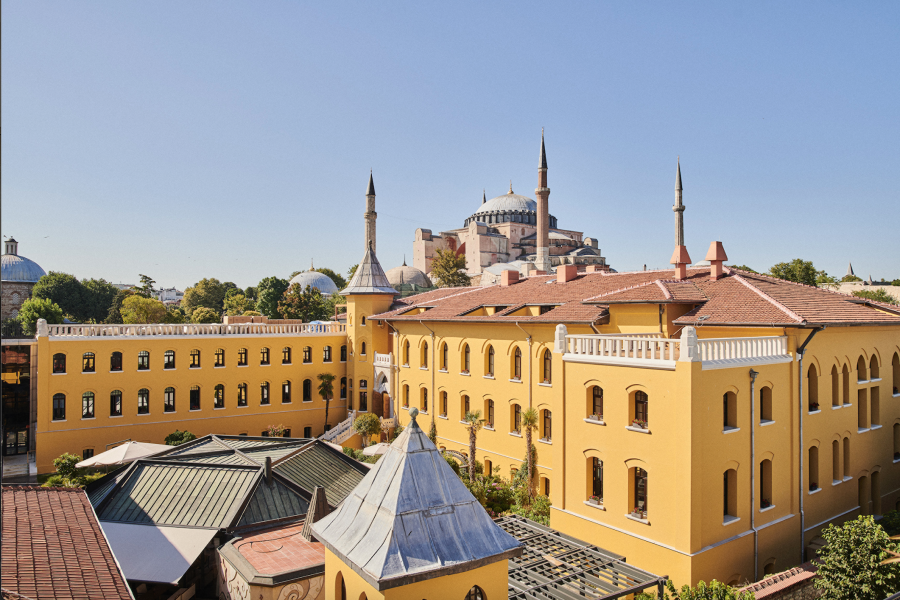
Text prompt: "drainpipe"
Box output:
[[796, 326, 824, 563], [387, 321, 400, 422], [419, 320, 436, 430], [515, 322, 533, 409], [749, 368, 759, 581]]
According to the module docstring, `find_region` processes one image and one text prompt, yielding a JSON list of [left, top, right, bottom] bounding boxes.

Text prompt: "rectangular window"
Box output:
[[52, 394, 66, 421], [303, 426, 312, 438], [215, 348, 225, 367], [359, 380, 368, 412], [487, 399, 494, 427], [340, 345, 347, 362], [83, 449, 94, 460], [283, 429, 291, 438], [53, 354, 66, 374], [238, 383, 247, 406], [111, 352, 123, 372], [164, 388, 175, 413], [190, 350, 200, 368], [282, 381, 291, 403], [634, 468, 648, 517], [214, 385, 225, 409], [110, 391, 122, 417], [82, 353, 95, 373], [260, 347, 270, 365], [82, 393, 94, 419], [303, 347, 312, 363], [340, 378, 347, 400], [324, 346, 332, 362], [138, 389, 150, 414], [514, 404, 521, 432], [592, 458, 603, 502], [282, 347, 291, 364], [238, 348, 248, 366], [190, 386, 200, 411], [138, 351, 149, 370], [261, 382, 270, 405], [164, 351, 175, 370]]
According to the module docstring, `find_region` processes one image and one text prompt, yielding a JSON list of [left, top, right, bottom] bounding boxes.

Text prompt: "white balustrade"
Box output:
[[696, 336, 790, 368], [566, 334, 680, 363], [46, 322, 346, 338], [373, 352, 392, 367]]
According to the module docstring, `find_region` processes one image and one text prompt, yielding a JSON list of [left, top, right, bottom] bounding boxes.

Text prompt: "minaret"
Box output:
[[673, 157, 685, 246], [847, 262, 855, 277], [534, 130, 551, 272], [365, 171, 377, 254]]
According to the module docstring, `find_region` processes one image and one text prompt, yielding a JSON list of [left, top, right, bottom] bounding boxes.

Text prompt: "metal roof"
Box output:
[[310, 409, 522, 591], [1, 254, 46, 283], [237, 478, 309, 527], [101, 523, 218, 585], [288, 271, 339, 295], [340, 243, 398, 296], [473, 192, 537, 216], [273, 441, 369, 506]]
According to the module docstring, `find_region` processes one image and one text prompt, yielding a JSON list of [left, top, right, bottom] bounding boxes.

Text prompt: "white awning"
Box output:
[[101, 522, 218, 585]]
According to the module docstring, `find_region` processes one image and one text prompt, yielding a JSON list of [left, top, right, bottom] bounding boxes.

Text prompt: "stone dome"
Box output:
[[288, 271, 338, 295], [465, 188, 557, 228], [385, 263, 432, 288], [1, 239, 46, 283]]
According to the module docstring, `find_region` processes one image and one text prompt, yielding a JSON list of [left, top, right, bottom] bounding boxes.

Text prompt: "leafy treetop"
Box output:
[[121, 295, 168, 324], [164, 430, 197, 446], [181, 278, 229, 317], [255, 276, 290, 319], [353, 413, 382, 447], [814, 515, 900, 600], [279, 284, 328, 321], [728, 265, 757, 273], [768, 259, 818, 287], [842, 274, 863, 283], [16, 297, 64, 335], [430, 248, 471, 287], [852, 289, 899, 306]]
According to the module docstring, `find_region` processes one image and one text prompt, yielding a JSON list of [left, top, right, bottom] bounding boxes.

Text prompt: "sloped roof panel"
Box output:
[[273, 441, 368, 505], [237, 478, 309, 527]]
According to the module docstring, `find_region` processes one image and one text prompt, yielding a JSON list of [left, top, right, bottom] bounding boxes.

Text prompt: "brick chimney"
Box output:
[[705, 241, 728, 281], [670, 245, 692, 281], [557, 264, 578, 283], [501, 270, 520, 286]]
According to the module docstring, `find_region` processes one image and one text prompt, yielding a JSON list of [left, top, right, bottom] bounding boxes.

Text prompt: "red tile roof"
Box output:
[[1, 486, 133, 600], [370, 267, 900, 328], [234, 522, 325, 575], [738, 562, 817, 598]]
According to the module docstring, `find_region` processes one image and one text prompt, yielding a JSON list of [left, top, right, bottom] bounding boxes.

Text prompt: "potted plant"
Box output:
[[809, 402, 819, 411], [761, 499, 771, 509], [631, 419, 648, 430], [631, 506, 646, 519], [810, 482, 818, 492], [894, 451, 900, 461], [588, 495, 601, 505]]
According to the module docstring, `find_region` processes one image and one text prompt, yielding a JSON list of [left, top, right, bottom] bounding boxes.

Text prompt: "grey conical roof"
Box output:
[[675, 157, 683, 191], [847, 262, 855, 277], [310, 409, 521, 591], [539, 130, 548, 169], [340, 243, 398, 296], [367, 171, 376, 196]]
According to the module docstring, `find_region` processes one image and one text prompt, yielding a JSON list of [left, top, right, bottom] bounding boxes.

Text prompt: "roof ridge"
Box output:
[[582, 281, 658, 302], [733, 275, 805, 323], [741, 269, 900, 307], [654, 280, 674, 300]]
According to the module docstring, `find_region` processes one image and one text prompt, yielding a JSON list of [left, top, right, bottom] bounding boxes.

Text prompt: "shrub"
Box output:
[[353, 413, 382, 447], [815, 515, 900, 600], [165, 430, 197, 446], [637, 579, 753, 600], [53, 453, 81, 480]]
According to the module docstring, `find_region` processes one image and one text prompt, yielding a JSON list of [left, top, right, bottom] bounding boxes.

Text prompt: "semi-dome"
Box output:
[[465, 187, 557, 228], [385, 262, 432, 288], [288, 271, 338, 295], [1, 239, 46, 283]]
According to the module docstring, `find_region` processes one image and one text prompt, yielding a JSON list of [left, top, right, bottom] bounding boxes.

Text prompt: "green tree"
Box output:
[[815, 516, 900, 600], [464, 410, 484, 482], [81, 278, 119, 323], [53, 452, 81, 481], [842, 274, 863, 282], [164, 306, 186, 323], [315, 267, 347, 290], [224, 293, 254, 316], [164, 430, 197, 446], [325, 291, 345, 318], [278, 285, 328, 321], [816, 270, 838, 285], [522, 407, 539, 495], [243, 286, 258, 303], [729, 265, 757, 273], [135, 274, 156, 298], [121, 295, 168, 324], [637, 579, 753, 600], [181, 278, 228, 318], [430, 248, 470, 287], [104, 289, 134, 324], [428, 419, 438, 446], [853, 289, 899, 306], [347, 264, 359, 281], [768, 259, 818, 287], [353, 413, 382, 448], [317, 373, 336, 433], [255, 276, 290, 319], [17, 297, 64, 335], [191, 307, 220, 324], [892, 279, 900, 287], [31, 272, 88, 321]]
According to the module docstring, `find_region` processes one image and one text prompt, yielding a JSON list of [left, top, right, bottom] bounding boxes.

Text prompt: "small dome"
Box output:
[[385, 263, 432, 288], [2, 240, 46, 283], [288, 271, 338, 295]]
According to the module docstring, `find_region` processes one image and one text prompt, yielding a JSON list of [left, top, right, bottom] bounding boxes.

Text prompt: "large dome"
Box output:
[[1, 239, 46, 283], [385, 263, 432, 288], [288, 271, 339, 295], [465, 189, 557, 228], [474, 193, 536, 216]]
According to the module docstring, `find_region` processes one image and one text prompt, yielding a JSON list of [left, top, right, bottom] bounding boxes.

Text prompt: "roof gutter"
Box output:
[[796, 325, 824, 564]]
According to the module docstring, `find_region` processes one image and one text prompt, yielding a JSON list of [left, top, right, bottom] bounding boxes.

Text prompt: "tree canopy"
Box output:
[[164, 430, 197, 446], [120, 295, 168, 324], [816, 270, 838, 285], [842, 274, 863, 283], [278, 284, 328, 321], [353, 413, 382, 447], [17, 297, 64, 335], [255, 276, 290, 319], [224, 293, 254, 316], [181, 278, 228, 317], [190, 307, 220, 323], [728, 265, 757, 273], [768, 259, 818, 287], [430, 248, 471, 287], [852, 289, 899, 306], [32, 273, 119, 323], [315, 267, 347, 290], [135, 274, 156, 298], [814, 516, 900, 600]]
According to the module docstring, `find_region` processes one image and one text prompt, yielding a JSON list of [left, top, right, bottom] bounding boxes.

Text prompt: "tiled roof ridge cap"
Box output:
[[2, 485, 84, 493], [599, 266, 708, 277], [392, 286, 484, 311], [739, 561, 817, 594], [733, 275, 805, 323], [654, 280, 673, 300], [582, 280, 659, 301]]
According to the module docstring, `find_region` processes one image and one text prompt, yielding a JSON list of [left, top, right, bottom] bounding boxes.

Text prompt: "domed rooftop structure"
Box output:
[[1, 238, 46, 283], [288, 270, 338, 295], [385, 259, 432, 289], [464, 185, 557, 228]]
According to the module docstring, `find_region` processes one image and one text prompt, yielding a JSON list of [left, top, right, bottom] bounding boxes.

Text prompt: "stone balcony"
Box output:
[[39, 320, 346, 339]]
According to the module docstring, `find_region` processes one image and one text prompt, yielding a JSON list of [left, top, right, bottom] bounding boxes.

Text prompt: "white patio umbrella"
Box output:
[[76, 441, 171, 468], [361, 442, 390, 457]]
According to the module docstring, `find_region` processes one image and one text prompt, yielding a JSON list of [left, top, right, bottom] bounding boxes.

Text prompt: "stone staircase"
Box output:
[[321, 411, 357, 445]]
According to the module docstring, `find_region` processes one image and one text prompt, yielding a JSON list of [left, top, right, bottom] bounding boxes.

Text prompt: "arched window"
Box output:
[[360, 341, 366, 356], [361, 316, 366, 326], [441, 391, 448, 417], [189, 349, 199, 369], [759, 386, 773, 423], [843, 437, 851, 479], [259, 382, 269, 405], [857, 355, 868, 382], [260, 347, 270, 365], [402, 385, 409, 408], [441, 343, 448, 370], [303, 346, 312, 363], [421, 388, 428, 412], [82, 352, 95, 373], [214, 348, 225, 367], [52, 393, 66, 420], [724, 469, 737, 518], [590, 458, 604, 504], [138, 351, 150, 370], [541, 409, 552, 441], [336, 572, 346, 600], [485, 399, 494, 428], [461, 395, 470, 420], [466, 586, 485, 600], [404, 340, 410, 365], [809, 446, 819, 492], [422, 342, 429, 368], [238, 348, 248, 366], [190, 385, 201, 410], [52, 353, 66, 374], [543, 349, 552, 384], [237, 383, 248, 407], [760, 459, 773, 509], [324, 346, 332, 362], [138, 388, 150, 414], [303, 379, 312, 402], [589, 386, 603, 421], [632, 468, 648, 519], [359, 380, 368, 411], [632, 391, 649, 429], [871, 355, 880, 380], [833, 440, 841, 482], [110, 390, 122, 416], [340, 345, 347, 362], [487, 346, 494, 377], [340, 377, 347, 400], [513, 347, 522, 380], [462, 344, 471, 373], [808, 364, 819, 411], [842, 364, 851, 405], [893, 353, 900, 395], [348, 379, 354, 410], [282, 347, 292, 364], [214, 384, 225, 409], [164, 350, 175, 370], [893, 424, 900, 462], [512, 403, 521, 433], [111, 351, 123, 372], [164, 387, 176, 412], [280, 380, 291, 403], [723, 392, 737, 429], [831, 365, 840, 407]]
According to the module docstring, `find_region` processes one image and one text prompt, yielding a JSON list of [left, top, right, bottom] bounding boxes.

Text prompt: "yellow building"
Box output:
[[34, 320, 349, 473]]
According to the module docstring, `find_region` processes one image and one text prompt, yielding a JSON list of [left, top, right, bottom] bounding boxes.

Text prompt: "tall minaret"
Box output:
[[534, 130, 551, 272], [365, 171, 377, 254], [673, 157, 685, 246]]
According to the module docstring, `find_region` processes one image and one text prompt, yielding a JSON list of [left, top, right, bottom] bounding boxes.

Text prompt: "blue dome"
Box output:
[[1, 254, 46, 283], [288, 271, 339, 295]]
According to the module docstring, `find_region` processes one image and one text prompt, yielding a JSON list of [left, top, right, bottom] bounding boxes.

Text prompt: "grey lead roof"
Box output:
[[310, 409, 522, 591], [340, 243, 398, 296], [367, 171, 376, 196]]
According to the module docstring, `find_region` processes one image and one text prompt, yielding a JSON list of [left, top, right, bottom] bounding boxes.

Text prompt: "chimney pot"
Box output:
[[669, 245, 692, 281], [501, 270, 520, 286], [557, 264, 578, 283], [705, 241, 728, 281], [265, 456, 273, 486]]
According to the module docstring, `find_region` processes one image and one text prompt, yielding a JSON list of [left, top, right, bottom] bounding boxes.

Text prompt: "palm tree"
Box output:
[[463, 410, 484, 482], [522, 407, 539, 496], [317, 373, 336, 434]]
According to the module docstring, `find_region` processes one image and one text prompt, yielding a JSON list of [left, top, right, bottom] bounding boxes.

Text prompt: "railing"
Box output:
[[1, 320, 29, 339], [373, 352, 392, 367], [697, 336, 788, 362], [566, 335, 680, 362], [45, 322, 346, 338], [321, 411, 356, 444]]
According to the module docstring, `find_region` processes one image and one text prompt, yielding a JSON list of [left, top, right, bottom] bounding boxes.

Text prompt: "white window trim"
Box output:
[[760, 504, 776, 513], [723, 426, 740, 434], [722, 515, 740, 526], [625, 425, 651, 434], [584, 418, 606, 426], [583, 500, 606, 511]]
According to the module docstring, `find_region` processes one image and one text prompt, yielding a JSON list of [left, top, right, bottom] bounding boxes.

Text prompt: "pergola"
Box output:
[[496, 516, 667, 600]]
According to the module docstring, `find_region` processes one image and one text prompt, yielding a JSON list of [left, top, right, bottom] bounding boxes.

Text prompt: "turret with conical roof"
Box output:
[[341, 241, 397, 297]]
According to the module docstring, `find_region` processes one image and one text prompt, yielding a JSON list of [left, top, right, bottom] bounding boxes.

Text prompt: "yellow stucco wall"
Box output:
[[36, 332, 348, 472]]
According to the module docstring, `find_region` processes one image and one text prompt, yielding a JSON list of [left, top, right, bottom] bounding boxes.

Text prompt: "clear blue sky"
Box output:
[[3, 2, 898, 290]]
